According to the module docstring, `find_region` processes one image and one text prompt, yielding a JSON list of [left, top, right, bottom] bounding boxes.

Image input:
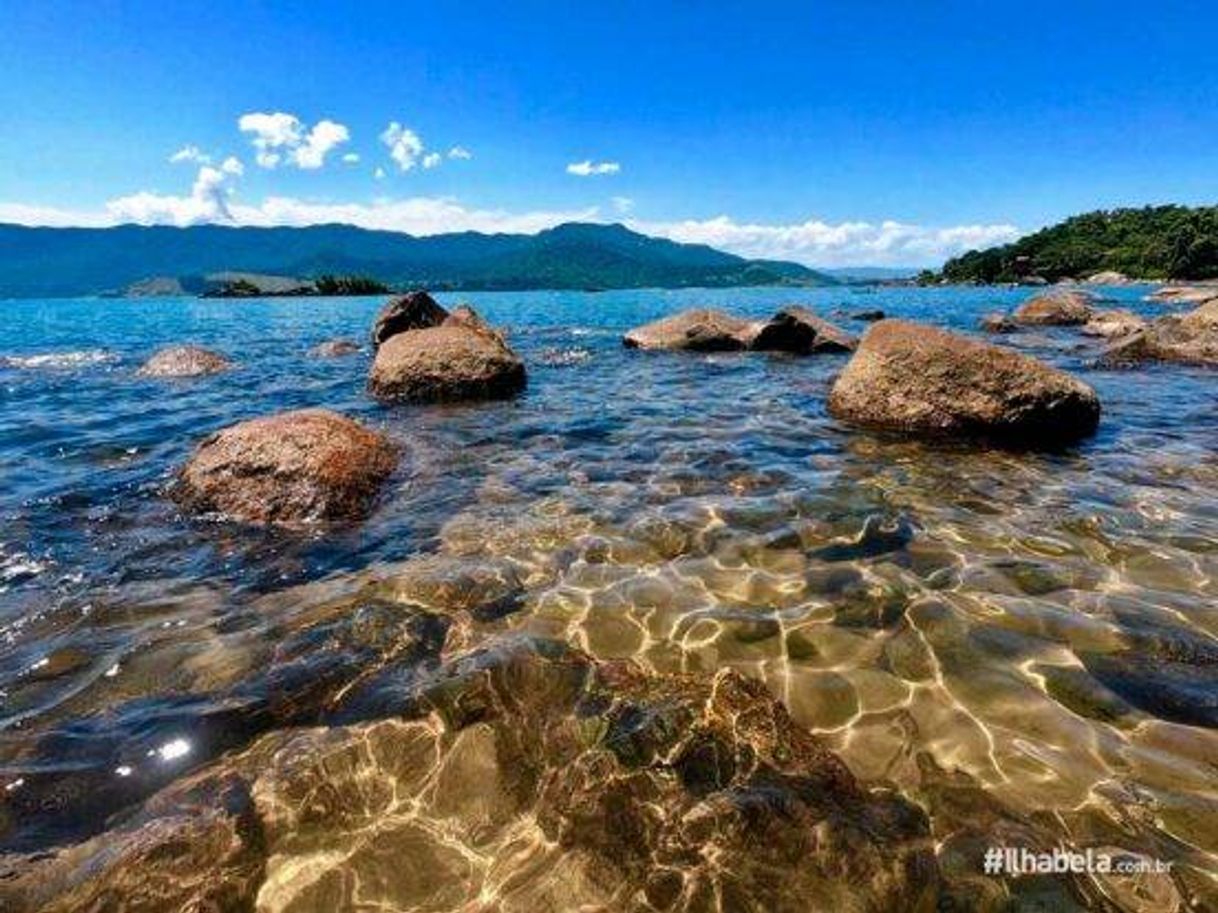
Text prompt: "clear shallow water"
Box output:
[[1, 286, 1217, 909]]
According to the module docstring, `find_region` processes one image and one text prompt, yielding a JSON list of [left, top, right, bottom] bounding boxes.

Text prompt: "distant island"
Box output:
[[929, 205, 1218, 284], [0, 221, 838, 298]]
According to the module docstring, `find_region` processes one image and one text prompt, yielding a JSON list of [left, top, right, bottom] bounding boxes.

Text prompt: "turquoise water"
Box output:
[[1, 286, 1216, 907]]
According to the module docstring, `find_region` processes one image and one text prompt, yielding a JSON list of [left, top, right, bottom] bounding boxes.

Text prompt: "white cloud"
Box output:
[[612, 196, 634, 214], [224, 196, 598, 235], [342, 152, 360, 164], [0, 177, 1019, 266], [238, 112, 349, 170], [380, 122, 424, 171], [290, 119, 350, 169], [567, 160, 620, 176], [106, 165, 237, 226], [374, 167, 386, 180], [169, 145, 210, 165], [422, 152, 442, 169], [0, 202, 112, 227], [632, 216, 1021, 267], [220, 156, 244, 176], [448, 146, 472, 160]]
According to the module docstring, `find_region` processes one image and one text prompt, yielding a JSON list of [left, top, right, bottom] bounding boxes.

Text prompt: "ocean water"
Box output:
[[1, 286, 1216, 909]]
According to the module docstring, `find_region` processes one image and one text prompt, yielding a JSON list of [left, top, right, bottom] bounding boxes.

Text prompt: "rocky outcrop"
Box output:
[[1013, 290, 1094, 326], [751, 306, 857, 353], [368, 319, 527, 403], [624, 307, 855, 354], [136, 345, 232, 377], [370, 290, 448, 349], [827, 320, 1101, 445], [1079, 309, 1145, 339], [1100, 300, 1218, 367], [310, 338, 361, 357], [623, 308, 759, 351], [176, 409, 398, 524]]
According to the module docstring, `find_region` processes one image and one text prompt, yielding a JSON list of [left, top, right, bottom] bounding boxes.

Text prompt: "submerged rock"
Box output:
[[370, 289, 448, 349], [6, 635, 940, 911], [1013, 290, 1094, 326], [827, 320, 1101, 445], [851, 309, 886, 322], [310, 338, 361, 357], [0, 771, 266, 913], [136, 345, 231, 377], [751, 306, 857, 353], [623, 308, 758, 351], [368, 318, 527, 403], [177, 408, 398, 524]]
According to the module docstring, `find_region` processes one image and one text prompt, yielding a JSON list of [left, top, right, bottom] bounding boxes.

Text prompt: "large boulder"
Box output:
[[137, 345, 231, 377], [623, 308, 758, 351], [370, 290, 448, 349], [827, 320, 1101, 445], [368, 319, 527, 403], [1101, 300, 1218, 367], [1013, 290, 1094, 326], [177, 408, 398, 524], [751, 306, 857, 353]]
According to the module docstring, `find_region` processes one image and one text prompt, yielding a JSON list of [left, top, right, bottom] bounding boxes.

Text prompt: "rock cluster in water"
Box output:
[[623, 304, 862, 353], [828, 319, 1101, 445], [176, 408, 398, 524], [1102, 296, 1218, 366], [624, 306, 856, 353], [137, 344, 232, 377], [368, 293, 527, 402]]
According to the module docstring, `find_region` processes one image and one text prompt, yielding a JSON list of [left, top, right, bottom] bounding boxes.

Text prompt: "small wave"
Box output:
[[0, 350, 119, 370], [0, 547, 52, 592], [538, 347, 593, 367]]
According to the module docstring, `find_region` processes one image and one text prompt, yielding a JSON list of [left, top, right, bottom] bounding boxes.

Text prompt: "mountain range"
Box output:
[[0, 221, 837, 297]]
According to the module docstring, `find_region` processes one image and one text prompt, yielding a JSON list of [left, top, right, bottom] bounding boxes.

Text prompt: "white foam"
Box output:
[[0, 350, 119, 370]]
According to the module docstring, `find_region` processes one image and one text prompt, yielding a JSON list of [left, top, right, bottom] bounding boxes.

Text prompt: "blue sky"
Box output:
[[2, 0, 1216, 265]]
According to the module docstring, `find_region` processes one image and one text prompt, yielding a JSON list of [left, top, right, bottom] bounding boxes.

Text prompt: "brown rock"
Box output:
[[751, 306, 857, 353], [177, 408, 397, 524], [1086, 270, 1132, 286], [1146, 285, 1218, 306], [623, 308, 758, 351], [310, 338, 361, 357], [979, 312, 1017, 334], [0, 772, 265, 913], [368, 320, 527, 403], [1080, 309, 1146, 339], [1100, 300, 1218, 367], [137, 345, 231, 377], [1013, 290, 1095, 326], [443, 303, 507, 344], [370, 290, 448, 349], [828, 320, 1101, 445]]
